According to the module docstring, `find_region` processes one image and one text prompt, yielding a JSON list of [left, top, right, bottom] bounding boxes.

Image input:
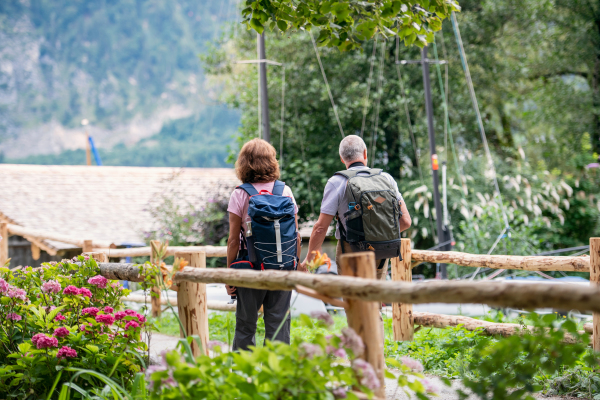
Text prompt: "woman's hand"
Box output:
[[298, 260, 309, 273], [226, 284, 237, 295]]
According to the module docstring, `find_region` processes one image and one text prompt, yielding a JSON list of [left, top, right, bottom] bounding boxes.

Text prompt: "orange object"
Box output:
[[367, 204, 373, 210], [307, 250, 332, 273], [431, 154, 439, 171]]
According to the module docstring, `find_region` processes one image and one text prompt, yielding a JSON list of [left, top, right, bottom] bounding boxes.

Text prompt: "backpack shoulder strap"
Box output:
[[237, 183, 259, 196], [335, 168, 382, 179], [272, 180, 285, 196], [334, 170, 359, 179]]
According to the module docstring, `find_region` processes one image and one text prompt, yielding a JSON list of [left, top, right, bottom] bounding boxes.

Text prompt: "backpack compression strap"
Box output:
[[237, 183, 259, 196]]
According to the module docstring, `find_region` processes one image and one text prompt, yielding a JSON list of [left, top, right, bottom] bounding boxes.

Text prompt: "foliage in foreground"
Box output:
[[386, 312, 599, 400], [0, 257, 148, 398]]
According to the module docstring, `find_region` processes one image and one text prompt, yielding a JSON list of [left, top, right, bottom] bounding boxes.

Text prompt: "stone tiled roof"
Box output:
[[0, 165, 239, 253]]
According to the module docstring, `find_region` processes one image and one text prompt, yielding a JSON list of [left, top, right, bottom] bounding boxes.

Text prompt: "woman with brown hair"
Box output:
[[226, 138, 301, 350]]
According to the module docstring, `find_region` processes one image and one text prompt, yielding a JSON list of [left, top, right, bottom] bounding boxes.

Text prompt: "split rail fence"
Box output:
[[80, 237, 600, 399]]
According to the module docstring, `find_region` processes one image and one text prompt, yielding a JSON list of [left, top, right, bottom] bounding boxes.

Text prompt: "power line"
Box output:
[[360, 35, 379, 138], [308, 30, 345, 138], [451, 12, 509, 231]]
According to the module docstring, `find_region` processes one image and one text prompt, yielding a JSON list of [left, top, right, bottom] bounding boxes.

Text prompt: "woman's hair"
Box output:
[[235, 138, 280, 183]]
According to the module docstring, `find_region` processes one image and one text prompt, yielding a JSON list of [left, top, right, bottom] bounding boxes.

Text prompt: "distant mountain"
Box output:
[[0, 0, 241, 164]]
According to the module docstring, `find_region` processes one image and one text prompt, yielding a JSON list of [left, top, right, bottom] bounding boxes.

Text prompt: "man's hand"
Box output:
[[298, 260, 308, 273], [225, 284, 237, 295]]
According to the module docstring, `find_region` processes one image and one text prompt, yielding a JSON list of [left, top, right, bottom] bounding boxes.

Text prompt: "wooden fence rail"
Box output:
[[88, 239, 600, 397]]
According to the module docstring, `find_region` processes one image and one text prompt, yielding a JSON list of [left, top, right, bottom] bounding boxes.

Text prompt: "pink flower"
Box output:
[[136, 313, 146, 324], [352, 359, 380, 390], [125, 321, 140, 330], [80, 323, 93, 333], [300, 343, 323, 359], [422, 378, 439, 394], [6, 286, 27, 301], [341, 328, 365, 356], [325, 346, 347, 358], [57, 346, 77, 359], [96, 314, 115, 325], [207, 340, 227, 351], [7, 313, 22, 321], [63, 285, 79, 295], [54, 313, 66, 321], [333, 387, 347, 398], [114, 311, 126, 321], [78, 288, 92, 298], [400, 356, 424, 372], [54, 327, 70, 338], [124, 309, 137, 316], [0, 278, 8, 293], [31, 333, 58, 349], [81, 307, 99, 317], [87, 275, 108, 289], [41, 280, 62, 294], [103, 306, 114, 314], [310, 310, 334, 327]]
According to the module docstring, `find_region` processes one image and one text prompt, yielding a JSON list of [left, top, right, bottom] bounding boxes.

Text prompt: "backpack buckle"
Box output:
[[354, 204, 361, 210]]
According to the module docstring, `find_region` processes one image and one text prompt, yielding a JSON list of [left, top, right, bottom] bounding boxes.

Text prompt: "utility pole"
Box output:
[[421, 46, 450, 279], [258, 33, 271, 142]]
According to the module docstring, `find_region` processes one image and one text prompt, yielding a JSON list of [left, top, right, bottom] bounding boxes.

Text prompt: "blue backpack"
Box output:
[[231, 181, 298, 271]]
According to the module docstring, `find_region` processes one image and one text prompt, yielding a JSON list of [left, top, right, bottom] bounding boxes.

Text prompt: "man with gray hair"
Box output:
[[301, 135, 411, 282]]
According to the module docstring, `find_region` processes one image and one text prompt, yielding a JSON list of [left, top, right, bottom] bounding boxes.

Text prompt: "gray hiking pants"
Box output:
[[232, 287, 292, 351]]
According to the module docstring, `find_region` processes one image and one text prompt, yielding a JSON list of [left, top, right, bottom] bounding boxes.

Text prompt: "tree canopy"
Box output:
[[241, 0, 460, 50]]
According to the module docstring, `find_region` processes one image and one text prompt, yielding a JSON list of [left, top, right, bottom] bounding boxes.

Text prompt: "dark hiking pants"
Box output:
[[232, 287, 292, 351]]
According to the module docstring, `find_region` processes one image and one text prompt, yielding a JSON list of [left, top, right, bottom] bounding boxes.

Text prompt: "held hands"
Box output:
[[298, 260, 309, 273], [225, 284, 237, 295]]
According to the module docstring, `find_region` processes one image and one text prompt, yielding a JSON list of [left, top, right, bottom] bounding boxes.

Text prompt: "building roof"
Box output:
[[0, 164, 239, 254]]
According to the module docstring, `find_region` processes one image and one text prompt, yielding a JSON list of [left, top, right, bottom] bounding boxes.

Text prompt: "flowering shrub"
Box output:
[[0, 256, 148, 398], [147, 314, 435, 399]]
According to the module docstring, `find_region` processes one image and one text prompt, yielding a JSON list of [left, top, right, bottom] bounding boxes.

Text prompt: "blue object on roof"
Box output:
[[88, 136, 103, 166]]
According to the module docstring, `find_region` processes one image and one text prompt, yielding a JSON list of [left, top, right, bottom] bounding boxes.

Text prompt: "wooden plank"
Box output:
[[175, 251, 209, 356], [412, 249, 589, 272], [339, 251, 385, 399], [295, 284, 347, 308], [150, 241, 162, 318], [31, 243, 41, 261], [86, 252, 108, 263], [122, 295, 236, 312], [392, 239, 413, 341], [82, 240, 94, 253], [413, 311, 582, 343], [169, 267, 600, 313], [0, 222, 8, 266], [591, 238, 600, 351], [6, 224, 116, 249], [93, 245, 227, 258]]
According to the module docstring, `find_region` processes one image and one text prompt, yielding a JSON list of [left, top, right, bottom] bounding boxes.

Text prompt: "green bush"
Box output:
[[0, 257, 148, 398]]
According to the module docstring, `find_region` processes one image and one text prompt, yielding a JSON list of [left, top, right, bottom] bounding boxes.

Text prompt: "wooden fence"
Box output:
[[85, 237, 600, 399]]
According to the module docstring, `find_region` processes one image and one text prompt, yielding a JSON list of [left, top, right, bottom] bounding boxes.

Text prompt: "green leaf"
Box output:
[[249, 18, 264, 34], [85, 344, 99, 354], [277, 20, 288, 32], [268, 352, 280, 372]]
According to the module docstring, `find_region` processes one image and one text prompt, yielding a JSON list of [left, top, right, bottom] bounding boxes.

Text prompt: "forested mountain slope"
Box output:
[[0, 0, 240, 166]]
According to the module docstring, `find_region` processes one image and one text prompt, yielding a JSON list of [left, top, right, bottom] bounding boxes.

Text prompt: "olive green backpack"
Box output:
[[335, 168, 402, 260]]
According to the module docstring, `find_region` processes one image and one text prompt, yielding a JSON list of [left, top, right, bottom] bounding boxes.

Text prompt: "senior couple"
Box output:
[[226, 135, 412, 350]]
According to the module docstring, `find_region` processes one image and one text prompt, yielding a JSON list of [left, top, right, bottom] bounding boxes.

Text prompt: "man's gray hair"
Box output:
[[339, 135, 367, 162]]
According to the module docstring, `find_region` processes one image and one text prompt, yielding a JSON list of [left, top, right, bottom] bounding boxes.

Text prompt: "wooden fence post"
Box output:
[[392, 239, 413, 341], [591, 237, 600, 352], [175, 251, 208, 356], [82, 240, 94, 253], [339, 251, 385, 399], [0, 222, 8, 267], [150, 240, 162, 318], [85, 252, 108, 263]]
